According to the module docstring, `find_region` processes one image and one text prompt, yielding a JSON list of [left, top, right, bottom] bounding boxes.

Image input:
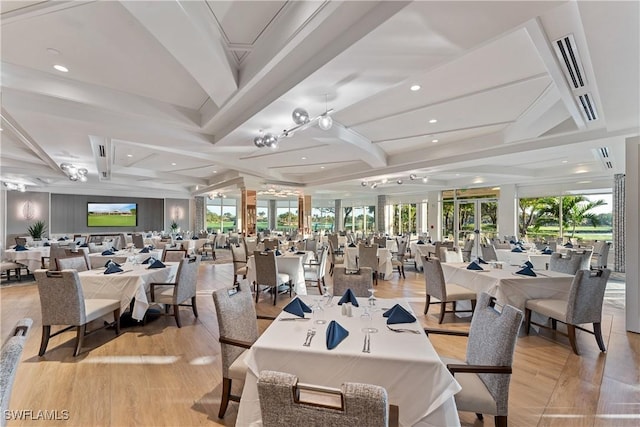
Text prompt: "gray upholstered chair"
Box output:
[[425, 292, 523, 427], [391, 238, 406, 278], [328, 240, 345, 276], [162, 249, 188, 262], [149, 256, 201, 328], [304, 239, 317, 255], [56, 255, 89, 272], [35, 269, 120, 357], [263, 239, 279, 250], [212, 282, 274, 418], [548, 253, 582, 275], [230, 244, 248, 285], [461, 238, 474, 262], [591, 241, 610, 269], [524, 268, 611, 355], [480, 244, 498, 262], [132, 233, 145, 249], [332, 267, 373, 298], [434, 241, 454, 260], [303, 246, 327, 294], [257, 370, 396, 427], [1, 318, 32, 427], [14, 237, 27, 247], [253, 251, 292, 305], [423, 257, 477, 323], [438, 246, 464, 263], [357, 244, 379, 285], [373, 237, 386, 248]]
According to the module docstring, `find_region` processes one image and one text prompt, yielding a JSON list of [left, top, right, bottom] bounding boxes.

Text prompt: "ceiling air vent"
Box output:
[[98, 145, 107, 157], [576, 93, 598, 121], [553, 34, 586, 90], [592, 147, 614, 170]]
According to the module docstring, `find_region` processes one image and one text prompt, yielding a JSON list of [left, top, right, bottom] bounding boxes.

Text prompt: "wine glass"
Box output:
[[360, 307, 378, 333], [312, 298, 326, 324], [322, 284, 333, 306], [367, 288, 377, 307]]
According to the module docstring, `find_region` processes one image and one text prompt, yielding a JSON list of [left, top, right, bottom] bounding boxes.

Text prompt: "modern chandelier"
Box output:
[[361, 174, 429, 189], [60, 163, 88, 182]]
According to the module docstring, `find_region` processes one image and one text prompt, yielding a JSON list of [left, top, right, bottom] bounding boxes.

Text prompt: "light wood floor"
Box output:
[[1, 260, 638, 427]]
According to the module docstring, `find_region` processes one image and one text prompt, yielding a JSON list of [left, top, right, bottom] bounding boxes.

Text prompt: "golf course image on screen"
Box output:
[[87, 203, 137, 227]]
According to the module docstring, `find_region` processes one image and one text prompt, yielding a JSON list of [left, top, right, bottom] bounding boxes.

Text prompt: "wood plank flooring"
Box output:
[[1, 260, 638, 427]]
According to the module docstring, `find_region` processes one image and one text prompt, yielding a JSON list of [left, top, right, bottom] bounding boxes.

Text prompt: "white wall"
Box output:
[[625, 136, 639, 333], [498, 184, 518, 239]]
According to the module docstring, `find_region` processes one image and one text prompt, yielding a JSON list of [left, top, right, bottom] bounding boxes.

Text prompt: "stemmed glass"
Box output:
[[367, 288, 377, 307], [322, 284, 333, 307], [312, 298, 326, 324], [360, 307, 378, 333]]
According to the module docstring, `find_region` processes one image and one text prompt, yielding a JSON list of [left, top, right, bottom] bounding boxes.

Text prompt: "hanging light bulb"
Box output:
[[409, 174, 418, 180], [253, 135, 265, 148], [292, 108, 310, 125], [397, 179, 403, 185], [318, 94, 333, 130]]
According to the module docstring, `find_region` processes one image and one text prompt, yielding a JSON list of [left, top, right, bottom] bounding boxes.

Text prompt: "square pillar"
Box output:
[[241, 190, 257, 236], [298, 195, 311, 234], [377, 195, 387, 233]]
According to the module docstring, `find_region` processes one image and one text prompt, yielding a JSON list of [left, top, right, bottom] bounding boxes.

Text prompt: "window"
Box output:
[[206, 198, 237, 232], [391, 203, 417, 235], [257, 200, 269, 231], [276, 200, 298, 232], [344, 205, 375, 232], [311, 207, 335, 231]]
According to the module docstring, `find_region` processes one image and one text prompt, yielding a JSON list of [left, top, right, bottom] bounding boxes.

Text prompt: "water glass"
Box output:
[[312, 299, 326, 324]]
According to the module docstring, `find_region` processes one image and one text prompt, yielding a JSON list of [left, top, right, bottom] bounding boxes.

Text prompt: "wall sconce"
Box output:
[[3, 182, 26, 192], [22, 201, 35, 220], [60, 163, 88, 182]]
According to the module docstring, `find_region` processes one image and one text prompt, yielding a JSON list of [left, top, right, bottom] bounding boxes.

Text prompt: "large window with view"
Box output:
[[256, 200, 269, 231], [311, 207, 335, 232], [391, 203, 417, 235], [343, 205, 375, 233], [442, 187, 499, 242], [276, 200, 298, 232], [206, 198, 237, 233]]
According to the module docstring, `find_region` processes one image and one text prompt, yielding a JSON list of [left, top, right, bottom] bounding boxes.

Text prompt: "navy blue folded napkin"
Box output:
[[337, 288, 359, 307], [44, 242, 51, 247], [104, 264, 123, 274], [383, 304, 417, 324], [80, 243, 88, 247], [564, 242, 573, 248], [105, 260, 121, 268], [101, 249, 115, 256], [515, 266, 537, 277], [326, 320, 349, 350], [511, 247, 523, 253], [264, 247, 272, 252], [416, 240, 425, 244], [14, 245, 28, 251], [348, 243, 356, 248], [141, 257, 154, 265], [289, 247, 295, 252], [191, 236, 199, 240], [148, 259, 166, 269], [176, 236, 183, 241], [296, 251, 306, 255], [509, 239, 516, 244], [477, 258, 489, 264], [58, 237, 66, 241], [466, 261, 484, 270], [275, 249, 282, 256], [139, 247, 150, 253], [283, 298, 312, 318], [542, 248, 553, 255], [522, 260, 534, 269]]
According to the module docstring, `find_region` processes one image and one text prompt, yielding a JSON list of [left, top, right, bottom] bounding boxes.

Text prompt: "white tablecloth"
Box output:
[[343, 247, 393, 279], [440, 262, 574, 312], [87, 249, 163, 269], [4, 247, 49, 272], [246, 252, 314, 296], [78, 261, 178, 320], [411, 243, 435, 270], [236, 296, 461, 427], [495, 250, 551, 270]]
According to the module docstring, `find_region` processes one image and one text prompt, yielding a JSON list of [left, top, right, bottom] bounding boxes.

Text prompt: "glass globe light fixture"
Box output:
[[254, 135, 265, 148], [318, 113, 333, 130], [361, 181, 368, 187], [292, 108, 310, 125], [397, 179, 403, 185]]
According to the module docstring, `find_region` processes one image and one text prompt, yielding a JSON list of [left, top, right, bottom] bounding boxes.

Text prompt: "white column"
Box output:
[[625, 136, 639, 333], [426, 191, 441, 240], [498, 184, 518, 240]]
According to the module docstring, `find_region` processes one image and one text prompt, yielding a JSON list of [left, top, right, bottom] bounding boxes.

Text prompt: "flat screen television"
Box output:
[[87, 203, 137, 227]]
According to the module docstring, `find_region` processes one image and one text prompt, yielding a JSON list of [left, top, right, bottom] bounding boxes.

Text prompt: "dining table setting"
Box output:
[[245, 249, 315, 295], [236, 292, 462, 427]]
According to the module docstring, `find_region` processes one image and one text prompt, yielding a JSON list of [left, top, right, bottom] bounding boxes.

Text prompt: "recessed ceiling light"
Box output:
[[46, 48, 60, 55], [431, 139, 438, 143], [320, 166, 325, 169], [577, 180, 592, 184], [429, 119, 437, 124], [212, 170, 217, 173], [561, 160, 568, 164], [301, 156, 307, 160], [410, 84, 421, 91], [53, 64, 69, 73], [127, 154, 133, 158], [171, 162, 176, 166], [455, 173, 460, 176]]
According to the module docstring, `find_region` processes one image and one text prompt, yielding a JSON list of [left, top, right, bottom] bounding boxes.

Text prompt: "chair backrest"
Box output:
[[549, 253, 582, 274], [171, 256, 201, 304], [263, 239, 279, 250], [163, 249, 188, 262], [244, 238, 258, 255], [565, 269, 611, 324], [438, 246, 463, 263], [132, 234, 145, 249], [304, 239, 317, 253], [253, 251, 278, 287], [373, 237, 386, 248], [332, 267, 373, 297], [480, 244, 498, 261], [357, 244, 378, 270], [592, 241, 610, 268], [1, 318, 32, 425], [466, 292, 523, 416], [315, 246, 328, 279], [422, 257, 447, 300], [395, 239, 407, 261], [328, 234, 339, 250], [48, 245, 69, 271], [56, 255, 89, 272], [231, 244, 247, 271], [212, 282, 259, 378], [14, 237, 27, 247], [258, 370, 389, 427], [35, 269, 86, 325]]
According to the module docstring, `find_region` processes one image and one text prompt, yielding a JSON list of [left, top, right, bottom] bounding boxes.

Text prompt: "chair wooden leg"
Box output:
[[524, 308, 532, 335], [470, 299, 476, 314], [191, 296, 199, 318], [424, 295, 431, 315], [495, 415, 507, 427], [39, 325, 51, 356], [218, 377, 232, 418], [567, 324, 579, 355], [255, 282, 260, 303], [593, 322, 606, 352], [73, 325, 86, 357], [114, 308, 121, 335], [438, 302, 446, 324], [551, 318, 557, 330], [317, 279, 322, 295], [476, 413, 484, 420], [174, 305, 182, 328], [401, 265, 405, 279]]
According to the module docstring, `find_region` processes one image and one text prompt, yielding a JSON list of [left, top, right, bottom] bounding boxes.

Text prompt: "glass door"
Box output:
[[454, 198, 498, 258]]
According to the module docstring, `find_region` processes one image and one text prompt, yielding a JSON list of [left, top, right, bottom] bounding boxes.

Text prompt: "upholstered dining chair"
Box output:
[[257, 370, 397, 427], [328, 240, 345, 276], [253, 251, 292, 305], [548, 253, 582, 275], [230, 244, 248, 286], [480, 244, 498, 262], [332, 267, 373, 297], [56, 255, 89, 272], [391, 238, 406, 278], [212, 282, 275, 418], [303, 246, 327, 294], [591, 241, 610, 269], [149, 256, 201, 328], [461, 239, 474, 262], [14, 237, 27, 247], [162, 249, 188, 262], [423, 257, 477, 323], [524, 268, 611, 355], [132, 233, 145, 249], [438, 246, 464, 263], [1, 318, 32, 426], [357, 243, 379, 285], [35, 269, 120, 357], [425, 292, 523, 427]]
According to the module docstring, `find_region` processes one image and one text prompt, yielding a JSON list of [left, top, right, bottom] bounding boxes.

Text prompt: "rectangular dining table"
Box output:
[[246, 251, 315, 296], [235, 296, 461, 427], [4, 246, 50, 272], [77, 261, 179, 320]]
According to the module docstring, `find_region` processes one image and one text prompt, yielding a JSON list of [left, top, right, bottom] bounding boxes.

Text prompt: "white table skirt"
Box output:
[[411, 243, 435, 270], [87, 249, 163, 269], [343, 247, 393, 279], [236, 296, 461, 427], [495, 250, 551, 270], [440, 262, 574, 312], [78, 261, 178, 320], [4, 247, 49, 272], [246, 252, 313, 296]]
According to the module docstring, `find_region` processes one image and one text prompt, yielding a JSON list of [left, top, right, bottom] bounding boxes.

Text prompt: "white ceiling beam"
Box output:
[[0, 1, 93, 24], [120, 0, 237, 109], [329, 122, 387, 168]]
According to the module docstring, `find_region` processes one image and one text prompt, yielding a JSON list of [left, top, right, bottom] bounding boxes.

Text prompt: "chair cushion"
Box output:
[[277, 273, 290, 284], [153, 286, 176, 304], [444, 283, 477, 301], [235, 266, 248, 275], [441, 356, 499, 416], [84, 299, 121, 322], [525, 299, 567, 321], [1, 262, 23, 271], [228, 349, 249, 380]]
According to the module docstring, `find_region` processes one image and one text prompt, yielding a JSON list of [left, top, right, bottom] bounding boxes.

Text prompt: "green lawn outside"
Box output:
[[526, 225, 612, 241], [88, 214, 136, 227]]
